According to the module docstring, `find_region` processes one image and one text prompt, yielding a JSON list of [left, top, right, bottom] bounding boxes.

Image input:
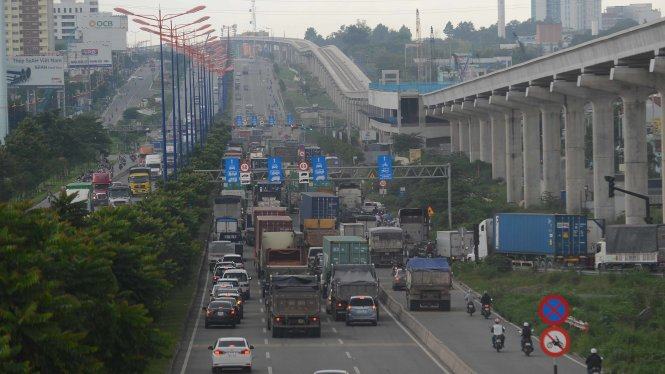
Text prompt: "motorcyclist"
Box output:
[[464, 290, 473, 304], [480, 291, 492, 307], [586, 348, 603, 373], [490, 318, 505, 347], [520, 322, 533, 347]]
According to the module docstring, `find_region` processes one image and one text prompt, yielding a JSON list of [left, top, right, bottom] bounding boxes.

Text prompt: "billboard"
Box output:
[[360, 130, 377, 141], [68, 42, 113, 68], [7, 55, 65, 87], [76, 13, 128, 51]]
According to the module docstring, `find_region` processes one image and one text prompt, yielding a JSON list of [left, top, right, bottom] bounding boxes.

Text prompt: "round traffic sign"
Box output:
[[298, 150, 305, 158], [240, 162, 250, 172], [539, 326, 571, 358], [298, 161, 309, 171], [538, 294, 570, 325], [379, 180, 387, 187]]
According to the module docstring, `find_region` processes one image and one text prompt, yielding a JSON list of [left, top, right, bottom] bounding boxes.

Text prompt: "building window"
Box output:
[[62, 22, 75, 27]]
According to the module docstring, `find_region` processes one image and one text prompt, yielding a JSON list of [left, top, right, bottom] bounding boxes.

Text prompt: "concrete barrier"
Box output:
[[379, 287, 476, 374]]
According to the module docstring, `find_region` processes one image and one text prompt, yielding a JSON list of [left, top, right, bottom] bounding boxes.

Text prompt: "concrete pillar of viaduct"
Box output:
[[475, 98, 506, 180]]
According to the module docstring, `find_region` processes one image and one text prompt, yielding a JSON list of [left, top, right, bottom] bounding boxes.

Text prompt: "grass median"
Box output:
[[453, 259, 665, 373]]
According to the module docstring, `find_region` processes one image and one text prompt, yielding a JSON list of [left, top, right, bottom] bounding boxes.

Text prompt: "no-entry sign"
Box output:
[[538, 294, 570, 325]]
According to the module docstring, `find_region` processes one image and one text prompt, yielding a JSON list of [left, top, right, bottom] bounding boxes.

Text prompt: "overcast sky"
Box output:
[[102, 0, 665, 44]]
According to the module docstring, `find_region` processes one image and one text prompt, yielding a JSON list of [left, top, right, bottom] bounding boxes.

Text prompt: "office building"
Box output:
[[53, 0, 98, 41], [602, 3, 661, 30], [560, 0, 602, 32], [532, 0, 561, 22], [5, 0, 55, 55]]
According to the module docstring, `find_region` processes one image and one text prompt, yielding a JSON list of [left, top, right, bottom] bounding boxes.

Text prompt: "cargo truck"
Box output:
[[128, 167, 151, 195], [299, 192, 339, 230], [144, 154, 162, 179], [214, 196, 243, 220], [266, 275, 321, 338], [92, 172, 111, 208], [355, 215, 378, 238], [368, 227, 404, 267], [337, 183, 362, 212], [254, 216, 293, 267], [594, 225, 665, 270], [398, 208, 429, 256], [303, 218, 338, 247], [490, 213, 588, 267], [258, 231, 301, 274], [208, 240, 236, 271], [405, 257, 452, 311], [436, 230, 474, 261], [322, 236, 370, 288], [65, 182, 93, 212], [326, 264, 378, 321], [340, 223, 365, 237]]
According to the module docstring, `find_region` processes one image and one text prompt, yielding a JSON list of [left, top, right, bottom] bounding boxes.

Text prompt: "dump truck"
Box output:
[[322, 236, 370, 287], [128, 167, 151, 195], [337, 183, 362, 212], [254, 216, 293, 266], [594, 224, 665, 270], [303, 218, 338, 247], [405, 257, 452, 311], [259, 231, 307, 276], [207, 240, 236, 271], [326, 264, 378, 321], [266, 275, 321, 338], [398, 208, 429, 255], [368, 227, 404, 267]]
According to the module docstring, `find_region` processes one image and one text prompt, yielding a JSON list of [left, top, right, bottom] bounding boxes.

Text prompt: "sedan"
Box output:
[[209, 337, 254, 373], [392, 268, 407, 290], [203, 301, 238, 328], [346, 296, 378, 326], [215, 297, 242, 324]]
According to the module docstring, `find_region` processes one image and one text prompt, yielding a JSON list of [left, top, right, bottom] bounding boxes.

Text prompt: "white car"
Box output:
[[222, 269, 251, 299], [222, 254, 244, 269], [209, 337, 253, 373]]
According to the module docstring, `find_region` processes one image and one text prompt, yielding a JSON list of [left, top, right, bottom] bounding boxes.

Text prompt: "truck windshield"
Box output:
[[109, 189, 130, 198], [146, 163, 160, 169], [129, 175, 149, 183]]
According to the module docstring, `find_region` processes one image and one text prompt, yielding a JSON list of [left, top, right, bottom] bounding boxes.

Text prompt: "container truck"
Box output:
[[254, 216, 293, 265], [65, 182, 93, 212], [322, 236, 370, 287], [492, 213, 588, 267], [299, 192, 339, 229], [436, 230, 474, 261], [398, 208, 429, 255], [144, 154, 162, 179], [215, 217, 239, 235], [337, 183, 362, 212], [340, 223, 365, 237], [594, 225, 665, 270], [405, 257, 452, 311], [266, 275, 321, 338], [214, 196, 243, 220], [303, 218, 338, 247], [326, 264, 378, 321], [368, 227, 404, 267]]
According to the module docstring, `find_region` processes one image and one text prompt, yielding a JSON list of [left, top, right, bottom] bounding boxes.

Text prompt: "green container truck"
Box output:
[[322, 236, 370, 288]]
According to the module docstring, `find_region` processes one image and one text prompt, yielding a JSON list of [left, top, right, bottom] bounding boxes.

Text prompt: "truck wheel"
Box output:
[[311, 327, 321, 338], [439, 301, 451, 311]]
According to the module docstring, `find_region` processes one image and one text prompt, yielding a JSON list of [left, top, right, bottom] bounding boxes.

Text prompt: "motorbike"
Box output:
[[588, 367, 601, 374], [521, 337, 534, 356], [481, 304, 492, 319], [493, 334, 505, 352], [466, 301, 476, 316]]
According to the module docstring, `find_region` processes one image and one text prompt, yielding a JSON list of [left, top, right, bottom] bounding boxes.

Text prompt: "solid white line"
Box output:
[[338, 338, 344, 345], [262, 327, 267, 334], [345, 351, 352, 359], [179, 259, 211, 374], [266, 352, 271, 359], [326, 317, 331, 323], [268, 366, 273, 374], [261, 307, 264, 313], [332, 327, 338, 333], [353, 366, 361, 374], [379, 301, 450, 374], [262, 318, 266, 324], [264, 338, 269, 345]]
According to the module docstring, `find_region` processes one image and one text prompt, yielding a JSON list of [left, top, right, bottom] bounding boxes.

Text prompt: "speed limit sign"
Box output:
[[240, 161, 250, 172], [298, 161, 309, 171], [379, 180, 387, 188]]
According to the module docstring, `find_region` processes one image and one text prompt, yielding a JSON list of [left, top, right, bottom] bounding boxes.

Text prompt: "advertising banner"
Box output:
[[76, 14, 128, 51], [311, 156, 328, 182], [225, 157, 240, 184], [7, 55, 65, 87], [377, 155, 393, 180], [360, 130, 377, 141], [68, 42, 113, 68], [267, 157, 283, 183]]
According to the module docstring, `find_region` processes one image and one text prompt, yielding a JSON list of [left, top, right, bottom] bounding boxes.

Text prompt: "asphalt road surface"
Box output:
[[377, 269, 587, 374], [233, 58, 286, 125], [173, 247, 449, 374], [101, 64, 156, 127]]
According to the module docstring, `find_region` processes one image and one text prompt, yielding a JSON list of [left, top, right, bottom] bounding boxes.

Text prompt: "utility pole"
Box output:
[[415, 9, 423, 82], [0, 0, 8, 143], [250, 0, 257, 33]]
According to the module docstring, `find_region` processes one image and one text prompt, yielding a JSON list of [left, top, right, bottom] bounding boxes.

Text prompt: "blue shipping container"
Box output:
[[299, 192, 339, 222], [494, 213, 587, 257]]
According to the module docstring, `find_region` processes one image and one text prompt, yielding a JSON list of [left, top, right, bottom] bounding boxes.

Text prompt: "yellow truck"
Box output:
[[128, 167, 151, 195]]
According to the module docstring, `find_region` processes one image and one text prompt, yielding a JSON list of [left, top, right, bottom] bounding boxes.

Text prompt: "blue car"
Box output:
[[345, 296, 378, 326]]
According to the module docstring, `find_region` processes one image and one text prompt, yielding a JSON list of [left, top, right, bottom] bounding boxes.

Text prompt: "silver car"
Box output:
[[345, 296, 378, 326]]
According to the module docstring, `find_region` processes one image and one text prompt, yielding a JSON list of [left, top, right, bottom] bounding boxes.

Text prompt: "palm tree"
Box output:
[[50, 190, 87, 227]]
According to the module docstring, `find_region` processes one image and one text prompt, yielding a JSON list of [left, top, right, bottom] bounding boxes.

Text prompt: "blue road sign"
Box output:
[[268, 115, 276, 126], [235, 115, 243, 126], [251, 115, 258, 126], [224, 157, 240, 184], [377, 155, 393, 180], [538, 294, 570, 325], [311, 156, 328, 181], [267, 157, 283, 182], [287, 113, 294, 126]]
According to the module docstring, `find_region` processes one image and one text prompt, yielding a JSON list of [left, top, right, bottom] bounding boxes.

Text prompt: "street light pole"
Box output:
[[157, 10, 168, 183], [169, 21, 178, 178], [182, 35, 190, 159], [175, 34, 183, 167]]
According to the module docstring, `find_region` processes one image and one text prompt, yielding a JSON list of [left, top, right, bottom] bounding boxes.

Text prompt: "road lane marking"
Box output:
[[262, 318, 266, 323], [179, 254, 211, 374], [345, 351, 352, 359], [338, 338, 344, 345], [264, 338, 269, 345], [353, 366, 360, 374], [379, 301, 451, 374], [327, 317, 331, 323], [261, 307, 264, 313], [268, 367, 273, 374], [332, 327, 338, 333], [263, 327, 267, 333], [266, 352, 271, 359]]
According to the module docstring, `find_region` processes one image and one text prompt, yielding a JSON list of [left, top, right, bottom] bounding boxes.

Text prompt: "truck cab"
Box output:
[[144, 154, 162, 179], [128, 167, 151, 195], [92, 172, 111, 207], [108, 183, 131, 207]]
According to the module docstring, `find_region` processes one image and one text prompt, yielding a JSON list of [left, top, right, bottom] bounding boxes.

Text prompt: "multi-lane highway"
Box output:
[[233, 58, 286, 124], [101, 64, 156, 127]]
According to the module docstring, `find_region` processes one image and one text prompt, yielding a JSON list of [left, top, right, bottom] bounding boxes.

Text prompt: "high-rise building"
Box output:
[[602, 3, 662, 30], [5, 0, 56, 55], [532, 0, 561, 22], [498, 0, 506, 38], [561, 0, 602, 32], [53, 0, 98, 41]]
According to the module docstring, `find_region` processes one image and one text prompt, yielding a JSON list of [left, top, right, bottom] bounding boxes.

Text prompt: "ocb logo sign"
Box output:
[[88, 20, 114, 28]]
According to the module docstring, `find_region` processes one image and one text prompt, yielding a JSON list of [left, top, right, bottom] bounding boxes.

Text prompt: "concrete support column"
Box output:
[[450, 121, 460, 153], [459, 119, 470, 156], [469, 117, 481, 161], [522, 109, 541, 207], [541, 107, 562, 197], [564, 102, 586, 214], [622, 95, 648, 224], [479, 117, 491, 162], [505, 110, 523, 203], [591, 97, 616, 221], [490, 113, 506, 179]]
